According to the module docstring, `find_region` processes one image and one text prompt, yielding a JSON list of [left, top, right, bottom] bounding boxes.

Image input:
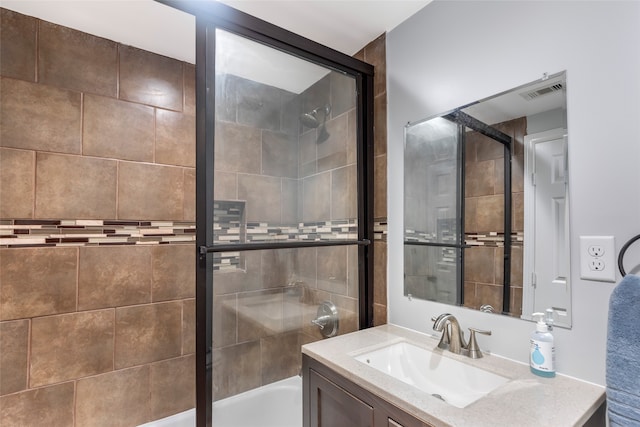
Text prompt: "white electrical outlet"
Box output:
[[580, 236, 616, 282], [587, 245, 604, 257]]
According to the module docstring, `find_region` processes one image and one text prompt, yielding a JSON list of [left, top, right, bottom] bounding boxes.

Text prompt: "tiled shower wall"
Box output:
[[355, 34, 388, 326], [463, 117, 526, 316], [0, 8, 196, 426], [210, 71, 363, 400]]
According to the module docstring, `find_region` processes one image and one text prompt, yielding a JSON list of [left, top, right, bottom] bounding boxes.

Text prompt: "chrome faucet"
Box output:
[[432, 313, 467, 354], [432, 313, 492, 359]]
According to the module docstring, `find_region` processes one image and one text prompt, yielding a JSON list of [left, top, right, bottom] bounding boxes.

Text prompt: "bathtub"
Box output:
[[138, 376, 302, 427]]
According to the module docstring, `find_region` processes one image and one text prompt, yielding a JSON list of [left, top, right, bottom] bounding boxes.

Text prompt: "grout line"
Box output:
[[182, 63, 186, 113], [26, 318, 32, 390], [152, 108, 157, 164], [149, 247, 154, 303], [75, 247, 80, 312], [112, 308, 116, 372], [80, 93, 84, 156], [34, 20, 39, 83], [116, 44, 120, 99], [72, 380, 77, 427], [234, 293, 239, 345], [31, 150, 37, 218], [180, 301, 185, 355], [115, 161, 119, 219]]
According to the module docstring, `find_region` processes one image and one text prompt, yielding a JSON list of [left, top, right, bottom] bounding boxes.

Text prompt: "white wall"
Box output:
[[387, 0, 640, 385]]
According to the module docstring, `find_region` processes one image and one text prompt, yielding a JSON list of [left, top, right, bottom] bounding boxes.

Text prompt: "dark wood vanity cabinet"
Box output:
[[303, 354, 435, 427]]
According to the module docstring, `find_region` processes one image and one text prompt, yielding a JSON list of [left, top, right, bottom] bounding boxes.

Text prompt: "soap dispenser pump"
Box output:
[[530, 311, 556, 378]]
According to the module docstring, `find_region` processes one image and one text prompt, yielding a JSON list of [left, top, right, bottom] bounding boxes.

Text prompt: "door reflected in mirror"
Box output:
[[403, 72, 571, 328]]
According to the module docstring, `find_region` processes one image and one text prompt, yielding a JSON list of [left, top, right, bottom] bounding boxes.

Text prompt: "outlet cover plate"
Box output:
[[580, 236, 616, 282]]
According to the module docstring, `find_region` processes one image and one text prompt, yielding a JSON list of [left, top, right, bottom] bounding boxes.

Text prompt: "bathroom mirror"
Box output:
[[404, 72, 572, 328]]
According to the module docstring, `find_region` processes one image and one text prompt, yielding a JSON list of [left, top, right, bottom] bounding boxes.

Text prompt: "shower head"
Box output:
[[299, 104, 331, 129], [300, 104, 332, 143], [300, 112, 320, 128]]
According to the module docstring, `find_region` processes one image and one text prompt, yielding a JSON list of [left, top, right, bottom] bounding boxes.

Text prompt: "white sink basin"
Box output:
[[354, 341, 508, 408]]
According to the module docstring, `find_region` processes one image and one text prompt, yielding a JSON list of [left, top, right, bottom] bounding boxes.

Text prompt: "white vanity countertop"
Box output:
[[302, 324, 605, 427]]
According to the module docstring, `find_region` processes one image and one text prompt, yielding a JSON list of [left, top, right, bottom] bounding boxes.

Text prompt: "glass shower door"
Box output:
[[195, 25, 371, 427]]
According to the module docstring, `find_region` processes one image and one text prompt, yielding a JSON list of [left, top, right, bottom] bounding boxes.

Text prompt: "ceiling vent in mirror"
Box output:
[[519, 82, 564, 101]]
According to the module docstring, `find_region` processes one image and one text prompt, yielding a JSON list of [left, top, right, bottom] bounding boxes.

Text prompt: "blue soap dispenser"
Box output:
[[530, 311, 556, 378]]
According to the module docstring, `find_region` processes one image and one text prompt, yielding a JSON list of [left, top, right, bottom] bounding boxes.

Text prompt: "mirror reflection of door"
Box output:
[[523, 129, 570, 324]]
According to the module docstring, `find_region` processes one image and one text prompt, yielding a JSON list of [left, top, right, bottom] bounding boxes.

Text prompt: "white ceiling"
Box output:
[[217, 0, 431, 55], [2, 0, 431, 63]]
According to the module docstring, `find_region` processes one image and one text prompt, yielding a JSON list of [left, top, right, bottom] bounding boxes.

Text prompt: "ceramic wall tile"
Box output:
[[1, 78, 81, 154], [0, 319, 29, 395], [115, 302, 182, 369], [0, 382, 74, 427], [78, 245, 152, 310], [117, 162, 185, 220], [0, 247, 77, 321], [119, 45, 183, 111], [150, 355, 195, 420], [35, 152, 117, 219], [0, 9, 36, 81], [0, 148, 34, 219], [38, 21, 117, 97], [83, 94, 154, 162], [155, 109, 195, 167], [75, 366, 150, 427], [30, 310, 114, 387], [151, 244, 195, 302]]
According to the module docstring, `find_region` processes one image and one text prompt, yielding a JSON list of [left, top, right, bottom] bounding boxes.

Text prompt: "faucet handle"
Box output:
[[469, 327, 491, 336], [467, 327, 491, 359]]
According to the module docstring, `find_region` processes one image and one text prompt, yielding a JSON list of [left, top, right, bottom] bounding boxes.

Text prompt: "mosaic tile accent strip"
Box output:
[[374, 220, 387, 241], [213, 252, 241, 271], [465, 231, 524, 247], [1, 218, 363, 248], [404, 229, 523, 247], [245, 220, 358, 242], [0, 219, 196, 248], [213, 200, 244, 244], [1, 214, 361, 271]]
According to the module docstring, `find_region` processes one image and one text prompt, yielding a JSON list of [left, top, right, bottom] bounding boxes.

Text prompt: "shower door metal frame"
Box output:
[[156, 2, 375, 427], [445, 110, 513, 314]]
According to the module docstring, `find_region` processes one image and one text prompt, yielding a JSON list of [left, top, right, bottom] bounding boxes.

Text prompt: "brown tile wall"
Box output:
[[0, 7, 388, 423], [0, 8, 194, 426], [463, 117, 526, 316], [0, 9, 195, 223], [0, 246, 195, 425]]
